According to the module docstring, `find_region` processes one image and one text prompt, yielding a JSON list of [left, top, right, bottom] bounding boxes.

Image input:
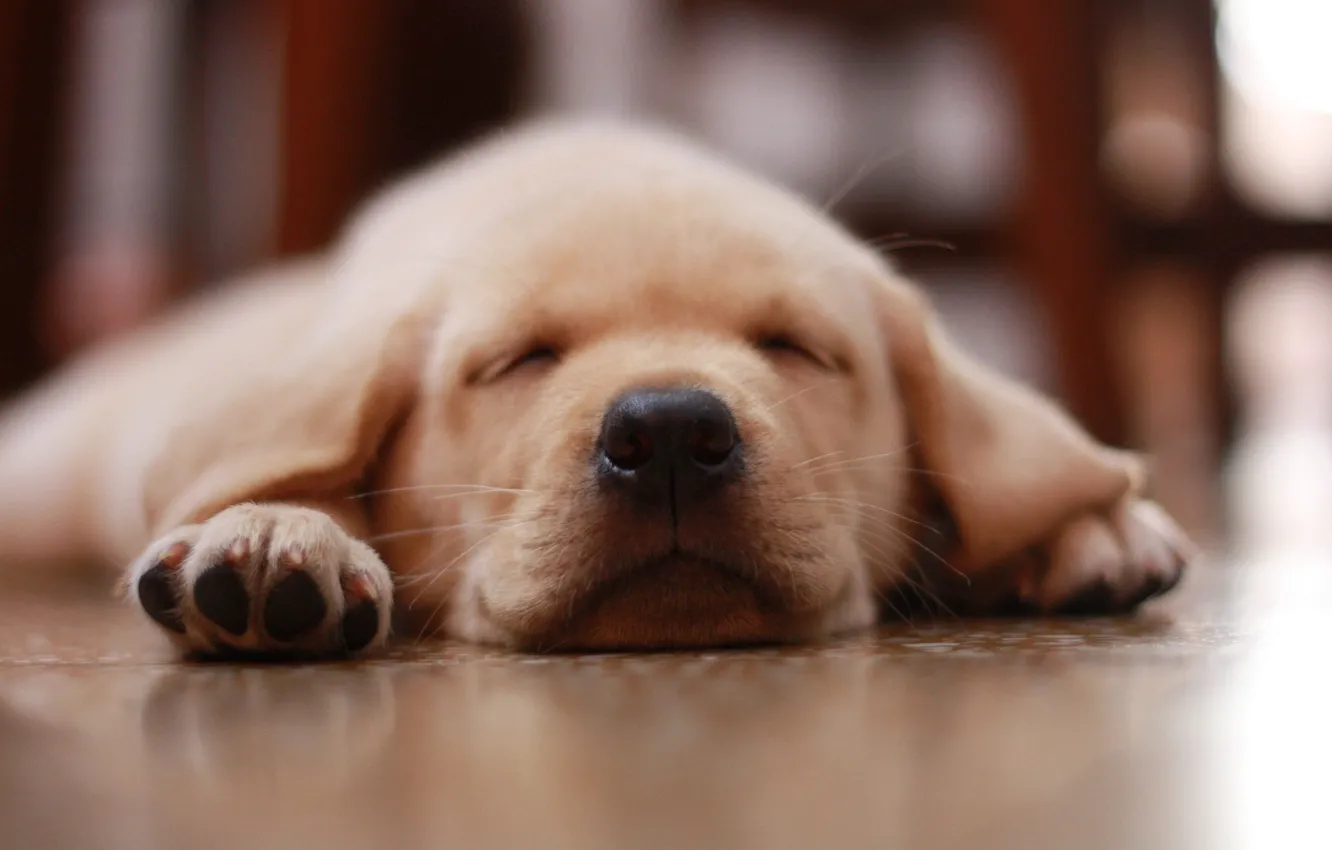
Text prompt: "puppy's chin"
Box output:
[[457, 547, 873, 652], [538, 556, 799, 651]]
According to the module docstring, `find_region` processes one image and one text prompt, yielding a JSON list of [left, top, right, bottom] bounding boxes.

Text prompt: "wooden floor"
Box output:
[[0, 549, 1327, 850]]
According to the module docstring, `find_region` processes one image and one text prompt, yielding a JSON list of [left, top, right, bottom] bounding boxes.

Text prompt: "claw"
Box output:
[[225, 539, 251, 564]]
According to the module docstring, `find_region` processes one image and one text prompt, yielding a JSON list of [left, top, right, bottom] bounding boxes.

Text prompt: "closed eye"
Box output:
[[493, 344, 560, 380], [755, 334, 826, 367]]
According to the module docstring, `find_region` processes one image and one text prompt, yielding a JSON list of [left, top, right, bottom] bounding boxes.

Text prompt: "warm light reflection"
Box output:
[[1216, 553, 1332, 850]]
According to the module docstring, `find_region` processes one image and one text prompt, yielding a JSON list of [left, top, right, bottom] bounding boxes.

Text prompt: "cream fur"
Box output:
[[0, 121, 1193, 656]]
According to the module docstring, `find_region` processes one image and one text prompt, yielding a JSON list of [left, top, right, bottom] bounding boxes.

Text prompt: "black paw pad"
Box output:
[[1058, 578, 1118, 616], [1125, 574, 1166, 608], [340, 599, 379, 653], [194, 565, 250, 635], [137, 563, 185, 633], [1157, 565, 1185, 597], [263, 570, 328, 641]]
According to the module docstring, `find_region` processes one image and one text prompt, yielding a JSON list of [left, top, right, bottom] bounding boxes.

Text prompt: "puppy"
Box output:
[[0, 121, 1192, 656]]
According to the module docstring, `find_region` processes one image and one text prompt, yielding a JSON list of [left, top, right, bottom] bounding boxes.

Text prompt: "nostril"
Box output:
[[690, 418, 736, 467], [603, 419, 654, 471], [598, 387, 741, 485]]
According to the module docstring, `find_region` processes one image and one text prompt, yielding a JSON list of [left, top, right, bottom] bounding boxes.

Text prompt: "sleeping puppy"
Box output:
[[0, 121, 1192, 656]]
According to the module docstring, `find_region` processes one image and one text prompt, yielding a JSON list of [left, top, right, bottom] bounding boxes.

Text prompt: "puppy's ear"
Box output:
[[876, 274, 1141, 571], [143, 259, 423, 537]]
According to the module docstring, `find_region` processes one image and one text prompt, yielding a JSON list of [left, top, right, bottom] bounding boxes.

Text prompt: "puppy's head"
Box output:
[[361, 126, 1135, 650]]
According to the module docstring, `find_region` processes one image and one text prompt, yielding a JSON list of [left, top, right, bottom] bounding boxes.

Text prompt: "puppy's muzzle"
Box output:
[[596, 387, 743, 509]]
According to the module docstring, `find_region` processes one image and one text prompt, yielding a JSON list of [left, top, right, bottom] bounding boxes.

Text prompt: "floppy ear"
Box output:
[[140, 259, 424, 540], [876, 274, 1142, 572]]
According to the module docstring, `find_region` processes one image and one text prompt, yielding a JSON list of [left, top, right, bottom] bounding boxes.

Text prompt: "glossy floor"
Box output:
[[1, 550, 1328, 850]]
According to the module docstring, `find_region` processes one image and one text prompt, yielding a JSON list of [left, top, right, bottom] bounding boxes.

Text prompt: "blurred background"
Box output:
[[2, 0, 1330, 554]]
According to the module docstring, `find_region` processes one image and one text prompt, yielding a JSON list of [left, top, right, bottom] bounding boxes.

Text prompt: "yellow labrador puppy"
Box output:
[[0, 121, 1191, 656]]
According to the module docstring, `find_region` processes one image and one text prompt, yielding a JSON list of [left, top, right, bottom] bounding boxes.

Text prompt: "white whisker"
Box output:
[[405, 531, 501, 609], [789, 450, 844, 471], [822, 149, 903, 214], [866, 233, 958, 255], [368, 515, 528, 544], [351, 483, 536, 500], [794, 493, 933, 532], [431, 487, 535, 502], [764, 383, 820, 413], [804, 448, 913, 476]]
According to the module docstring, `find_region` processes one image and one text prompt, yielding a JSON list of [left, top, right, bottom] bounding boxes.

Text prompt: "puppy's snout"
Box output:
[[598, 387, 741, 503]]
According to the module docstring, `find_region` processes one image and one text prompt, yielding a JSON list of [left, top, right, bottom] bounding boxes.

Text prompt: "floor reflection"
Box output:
[[0, 558, 1327, 850]]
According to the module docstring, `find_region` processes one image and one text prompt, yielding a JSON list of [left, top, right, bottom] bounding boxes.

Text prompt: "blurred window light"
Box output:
[[1216, 0, 1332, 217], [1227, 254, 1332, 430], [841, 26, 1017, 222], [61, 0, 181, 252], [1102, 115, 1207, 218], [1224, 254, 1332, 552], [686, 8, 846, 198], [903, 27, 1017, 223], [925, 266, 1052, 391], [525, 0, 667, 118], [1099, 18, 1209, 220], [1216, 0, 1332, 115]]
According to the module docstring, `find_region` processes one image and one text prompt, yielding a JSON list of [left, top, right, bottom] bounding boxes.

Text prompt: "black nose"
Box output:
[[598, 387, 742, 505]]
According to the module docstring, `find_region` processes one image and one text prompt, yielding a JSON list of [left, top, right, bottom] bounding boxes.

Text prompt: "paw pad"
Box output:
[[127, 504, 392, 658], [138, 561, 186, 633], [340, 599, 380, 653], [263, 570, 328, 641], [194, 564, 250, 636]]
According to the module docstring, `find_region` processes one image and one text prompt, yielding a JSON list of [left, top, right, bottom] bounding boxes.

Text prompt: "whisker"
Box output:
[[876, 585, 915, 625], [405, 531, 502, 609], [891, 466, 975, 489], [368, 514, 529, 544], [822, 149, 903, 214], [351, 483, 537, 500], [852, 534, 922, 624], [894, 571, 961, 620], [801, 455, 976, 491], [412, 519, 531, 641], [816, 498, 968, 588], [431, 488, 537, 502], [881, 574, 958, 621], [852, 523, 960, 619], [374, 527, 464, 544], [393, 570, 450, 589], [789, 450, 844, 471], [803, 448, 915, 476], [765, 384, 820, 412], [793, 493, 934, 532], [866, 233, 958, 255]]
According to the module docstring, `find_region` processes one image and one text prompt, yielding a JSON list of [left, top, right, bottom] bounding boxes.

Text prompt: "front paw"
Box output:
[[1018, 498, 1195, 615], [126, 503, 393, 658]]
